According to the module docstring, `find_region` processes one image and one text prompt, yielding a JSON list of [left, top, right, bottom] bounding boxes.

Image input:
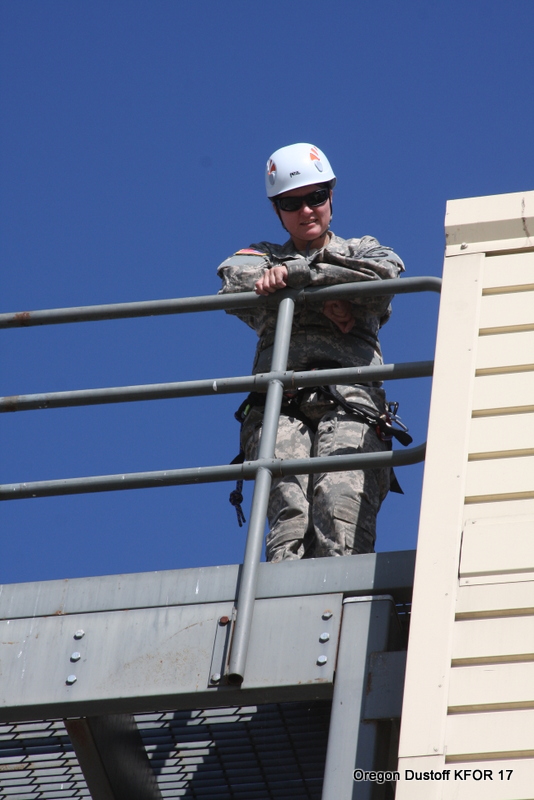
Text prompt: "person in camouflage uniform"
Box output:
[[217, 143, 405, 562]]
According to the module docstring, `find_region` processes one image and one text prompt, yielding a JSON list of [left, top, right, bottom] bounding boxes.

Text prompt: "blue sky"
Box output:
[[1, 0, 533, 584]]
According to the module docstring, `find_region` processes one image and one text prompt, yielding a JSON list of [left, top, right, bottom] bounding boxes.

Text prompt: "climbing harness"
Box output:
[[228, 379, 413, 525]]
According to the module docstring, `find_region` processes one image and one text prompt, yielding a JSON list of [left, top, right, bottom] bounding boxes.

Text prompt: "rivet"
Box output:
[[317, 655, 328, 666], [71, 652, 81, 662], [319, 632, 330, 643], [66, 675, 77, 685], [219, 616, 230, 626], [74, 630, 85, 640], [322, 611, 333, 620], [460, 243, 468, 250], [210, 673, 221, 684]]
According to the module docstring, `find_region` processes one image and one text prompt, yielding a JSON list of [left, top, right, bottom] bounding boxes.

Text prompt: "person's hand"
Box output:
[[255, 265, 288, 295], [322, 299, 355, 333]]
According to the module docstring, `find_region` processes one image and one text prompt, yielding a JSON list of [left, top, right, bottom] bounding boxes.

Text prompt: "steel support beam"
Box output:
[[0, 550, 416, 620], [65, 715, 163, 800], [322, 596, 394, 800], [0, 593, 342, 722]]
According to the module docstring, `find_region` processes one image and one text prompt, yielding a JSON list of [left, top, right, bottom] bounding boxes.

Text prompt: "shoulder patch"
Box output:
[[235, 248, 266, 256]]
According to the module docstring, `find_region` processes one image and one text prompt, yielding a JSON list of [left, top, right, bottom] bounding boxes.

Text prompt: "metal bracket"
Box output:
[[208, 610, 234, 687]]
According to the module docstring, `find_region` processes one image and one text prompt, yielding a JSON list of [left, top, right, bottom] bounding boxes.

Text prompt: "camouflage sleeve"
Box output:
[[309, 236, 405, 287], [283, 256, 312, 288], [217, 249, 271, 294], [216, 248, 272, 333], [308, 235, 405, 324]]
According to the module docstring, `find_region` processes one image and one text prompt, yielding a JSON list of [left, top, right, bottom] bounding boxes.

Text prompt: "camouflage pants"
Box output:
[[240, 392, 391, 562]]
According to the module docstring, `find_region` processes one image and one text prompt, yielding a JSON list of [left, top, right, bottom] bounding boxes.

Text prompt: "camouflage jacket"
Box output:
[[217, 232, 405, 378]]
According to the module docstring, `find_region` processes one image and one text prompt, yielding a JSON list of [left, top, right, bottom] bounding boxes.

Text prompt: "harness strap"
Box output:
[[228, 381, 413, 521], [317, 385, 413, 447]]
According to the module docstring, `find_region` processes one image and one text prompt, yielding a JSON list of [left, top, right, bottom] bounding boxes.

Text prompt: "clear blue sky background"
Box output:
[[1, 0, 533, 585]]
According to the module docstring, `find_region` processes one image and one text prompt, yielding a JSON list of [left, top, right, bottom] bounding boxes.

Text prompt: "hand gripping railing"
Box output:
[[0, 276, 441, 684]]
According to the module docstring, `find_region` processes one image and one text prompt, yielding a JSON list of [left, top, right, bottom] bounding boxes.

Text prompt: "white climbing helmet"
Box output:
[[265, 143, 336, 198]]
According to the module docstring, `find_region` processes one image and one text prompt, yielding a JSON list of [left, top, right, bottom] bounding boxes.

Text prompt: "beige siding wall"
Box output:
[[396, 191, 534, 799]]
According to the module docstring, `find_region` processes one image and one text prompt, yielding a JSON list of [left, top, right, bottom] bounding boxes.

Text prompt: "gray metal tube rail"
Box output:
[[0, 444, 426, 500], [0, 276, 441, 328], [0, 361, 433, 412], [227, 295, 295, 684]]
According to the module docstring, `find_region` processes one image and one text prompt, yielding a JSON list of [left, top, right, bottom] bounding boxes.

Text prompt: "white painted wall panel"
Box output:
[[476, 331, 534, 372], [448, 662, 534, 710], [483, 252, 534, 289], [465, 455, 534, 498], [398, 194, 534, 799], [397, 756, 534, 800], [446, 709, 534, 759], [464, 497, 534, 520], [468, 412, 534, 454], [460, 572, 534, 587], [479, 291, 534, 330], [456, 581, 534, 617], [445, 191, 534, 248], [452, 616, 534, 663], [472, 372, 534, 414], [396, 755, 445, 800], [397, 253, 484, 762], [460, 518, 534, 577]]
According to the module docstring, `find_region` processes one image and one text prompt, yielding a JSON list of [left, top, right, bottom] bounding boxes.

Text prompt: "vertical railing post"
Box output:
[[227, 295, 295, 685]]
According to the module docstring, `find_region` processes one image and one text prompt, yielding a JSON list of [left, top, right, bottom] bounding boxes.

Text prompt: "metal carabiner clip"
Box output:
[[386, 401, 410, 433]]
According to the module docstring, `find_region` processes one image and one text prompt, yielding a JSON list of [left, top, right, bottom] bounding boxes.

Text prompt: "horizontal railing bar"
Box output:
[[0, 444, 426, 500], [0, 361, 433, 412], [0, 277, 441, 329]]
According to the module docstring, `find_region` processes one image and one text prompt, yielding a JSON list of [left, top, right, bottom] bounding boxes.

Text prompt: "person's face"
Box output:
[[274, 183, 332, 249]]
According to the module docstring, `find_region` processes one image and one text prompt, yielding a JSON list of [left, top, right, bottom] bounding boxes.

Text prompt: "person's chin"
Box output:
[[300, 224, 320, 238]]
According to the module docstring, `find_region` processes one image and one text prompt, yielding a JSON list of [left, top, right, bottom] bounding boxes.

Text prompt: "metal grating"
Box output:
[[138, 701, 331, 799], [0, 702, 331, 799], [0, 720, 90, 798]]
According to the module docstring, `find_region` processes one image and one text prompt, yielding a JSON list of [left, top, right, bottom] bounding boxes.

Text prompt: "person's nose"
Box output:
[[299, 200, 315, 215]]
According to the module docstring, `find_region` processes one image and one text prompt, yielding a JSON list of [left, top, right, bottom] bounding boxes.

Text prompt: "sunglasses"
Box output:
[[274, 187, 330, 213]]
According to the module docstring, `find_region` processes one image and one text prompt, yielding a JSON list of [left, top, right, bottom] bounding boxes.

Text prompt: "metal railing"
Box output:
[[0, 275, 441, 684]]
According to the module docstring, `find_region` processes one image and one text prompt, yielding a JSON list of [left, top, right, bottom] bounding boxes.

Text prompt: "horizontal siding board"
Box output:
[[441, 759, 534, 799], [472, 372, 534, 415], [397, 756, 534, 800], [460, 572, 534, 587], [463, 498, 534, 520], [452, 616, 534, 663], [446, 709, 534, 759], [448, 662, 534, 710], [445, 192, 534, 247], [468, 412, 534, 455], [482, 252, 534, 290], [460, 518, 534, 577], [456, 581, 534, 617], [465, 455, 534, 498], [480, 291, 534, 331], [475, 331, 534, 372]]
